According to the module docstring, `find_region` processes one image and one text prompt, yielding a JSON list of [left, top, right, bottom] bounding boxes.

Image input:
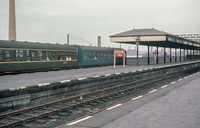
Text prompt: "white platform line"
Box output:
[[132, 95, 143, 100], [38, 83, 50, 86], [60, 80, 71, 83], [105, 74, 111, 76], [67, 116, 92, 126], [161, 85, 168, 88], [106, 104, 122, 110], [93, 75, 100, 78], [170, 82, 176, 84], [20, 86, 26, 89], [149, 89, 157, 94], [184, 77, 188, 79], [178, 79, 182, 81], [10, 87, 20, 91], [115, 73, 121, 75], [78, 77, 87, 80]]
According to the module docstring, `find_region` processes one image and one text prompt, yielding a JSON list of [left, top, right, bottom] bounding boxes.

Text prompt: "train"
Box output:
[[0, 40, 125, 74]]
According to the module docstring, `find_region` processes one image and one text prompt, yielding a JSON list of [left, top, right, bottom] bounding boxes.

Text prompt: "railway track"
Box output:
[[0, 67, 199, 128]]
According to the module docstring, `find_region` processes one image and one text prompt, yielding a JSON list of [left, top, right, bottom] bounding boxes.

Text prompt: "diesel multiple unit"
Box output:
[[0, 40, 125, 74]]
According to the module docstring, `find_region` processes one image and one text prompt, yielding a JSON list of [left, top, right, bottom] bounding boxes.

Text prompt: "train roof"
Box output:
[[0, 40, 76, 51], [76, 45, 122, 51]]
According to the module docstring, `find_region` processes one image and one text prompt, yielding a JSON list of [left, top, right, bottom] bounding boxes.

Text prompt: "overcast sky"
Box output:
[[0, 0, 200, 50]]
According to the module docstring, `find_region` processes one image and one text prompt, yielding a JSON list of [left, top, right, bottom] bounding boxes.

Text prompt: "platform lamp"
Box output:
[[135, 36, 140, 66]]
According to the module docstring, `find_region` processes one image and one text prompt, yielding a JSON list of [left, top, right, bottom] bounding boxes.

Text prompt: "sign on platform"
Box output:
[[114, 49, 125, 68], [115, 50, 125, 57]]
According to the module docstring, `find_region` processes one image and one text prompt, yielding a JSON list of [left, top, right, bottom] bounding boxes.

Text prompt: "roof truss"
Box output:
[[177, 34, 200, 43]]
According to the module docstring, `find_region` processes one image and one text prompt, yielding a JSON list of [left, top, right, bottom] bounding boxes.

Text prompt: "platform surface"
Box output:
[[0, 61, 198, 91], [0, 65, 153, 90], [61, 70, 200, 128]]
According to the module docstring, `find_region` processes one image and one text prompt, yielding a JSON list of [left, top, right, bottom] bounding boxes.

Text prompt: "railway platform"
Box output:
[[0, 65, 153, 91], [0, 61, 198, 91], [60, 65, 200, 128], [0, 60, 200, 127]]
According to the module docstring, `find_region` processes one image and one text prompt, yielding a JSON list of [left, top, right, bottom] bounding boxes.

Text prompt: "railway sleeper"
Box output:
[[89, 102, 98, 106], [95, 99, 104, 103], [22, 122, 35, 127], [35, 118, 48, 123], [58, 111, 70, 116], [7, 115, 20, 121]]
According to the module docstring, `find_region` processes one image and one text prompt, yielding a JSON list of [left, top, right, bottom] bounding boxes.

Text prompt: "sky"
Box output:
[[0, 0, 200, 50]]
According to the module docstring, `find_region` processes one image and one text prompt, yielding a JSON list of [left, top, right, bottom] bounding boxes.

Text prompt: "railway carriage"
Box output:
[[0, 40, 77, 74], [77, 46, 125, 67], [0, 40, 126, 74]]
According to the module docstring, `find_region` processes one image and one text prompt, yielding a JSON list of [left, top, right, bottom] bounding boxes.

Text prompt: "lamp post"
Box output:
[[136, 36, 140, 66]]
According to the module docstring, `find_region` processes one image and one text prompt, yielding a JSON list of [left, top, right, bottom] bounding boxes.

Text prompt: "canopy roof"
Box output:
[[110, 28, 200, 50]]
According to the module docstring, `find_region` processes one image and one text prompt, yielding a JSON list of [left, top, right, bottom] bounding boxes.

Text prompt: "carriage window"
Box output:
[[111, 52, 114, 58], [94, 52, 97, 60], [52, 52, 56, 60], [67, 54, 71, 60], [98, 52, 100, 59], [72, 52, 77, 60], [66, 52, 69, 60], [5, 50, 10, 61], [38, 51, 42, 60], [109, 52, 111, 59], [88, 52, 92, 60], [58, 52, 64, 60], [41, 51, 50, 61], [47, 51, 51, 61], [42, 51, 47, 60], [101, 52, 103, 59], [104, 52, 107, 59], [84, 52, 87, 60], [70, 52, 75, 60], [15, 50, 23, 61], [27, 50, 35, 61]]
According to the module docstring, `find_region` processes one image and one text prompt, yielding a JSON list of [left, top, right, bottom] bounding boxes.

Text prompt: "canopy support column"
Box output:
[[156, 46, 159, 64], [136, 38, 140, 66], [147, 45, 150, 65], [164, 47, 166, 63], [193, 50, 195, 60], [184, 49, 185, 61], [180, 48, 181, 61], [170, 48, 172, 62], [175, 49, 177, 62]]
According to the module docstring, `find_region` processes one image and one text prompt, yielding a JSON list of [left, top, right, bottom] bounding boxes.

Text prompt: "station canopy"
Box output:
[[110, 28, 200, 50]]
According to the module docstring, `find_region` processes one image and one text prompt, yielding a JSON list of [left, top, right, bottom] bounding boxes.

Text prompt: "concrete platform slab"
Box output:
[[0, 65, 154, 90], [60, 70, 200, 128]]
